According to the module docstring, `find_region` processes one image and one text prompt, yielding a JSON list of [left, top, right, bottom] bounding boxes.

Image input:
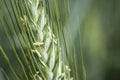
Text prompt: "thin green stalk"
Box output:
[[0, 46, 20, 80], [77, 17, 87, 80]]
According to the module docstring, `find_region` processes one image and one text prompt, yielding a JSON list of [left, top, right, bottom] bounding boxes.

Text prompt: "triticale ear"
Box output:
[[0, 0, 73, 80]]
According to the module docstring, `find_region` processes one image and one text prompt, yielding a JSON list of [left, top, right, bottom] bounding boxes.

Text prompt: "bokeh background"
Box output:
[[56, 0, 120, 80]]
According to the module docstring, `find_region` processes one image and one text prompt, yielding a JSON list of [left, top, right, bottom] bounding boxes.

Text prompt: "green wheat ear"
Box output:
[[0, 0, 73, 80]]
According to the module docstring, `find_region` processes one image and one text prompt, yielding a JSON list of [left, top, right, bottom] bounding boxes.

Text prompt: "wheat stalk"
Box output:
[[25, 0, 72, 79], [0, 0, 73, 80]]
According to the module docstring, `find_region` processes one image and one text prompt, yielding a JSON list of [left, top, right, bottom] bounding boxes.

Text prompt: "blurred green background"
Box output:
[[61, 0, 120, 80]]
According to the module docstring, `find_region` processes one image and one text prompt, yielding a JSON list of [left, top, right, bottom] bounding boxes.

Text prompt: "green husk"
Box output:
[[0, 0, 74, 80]]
